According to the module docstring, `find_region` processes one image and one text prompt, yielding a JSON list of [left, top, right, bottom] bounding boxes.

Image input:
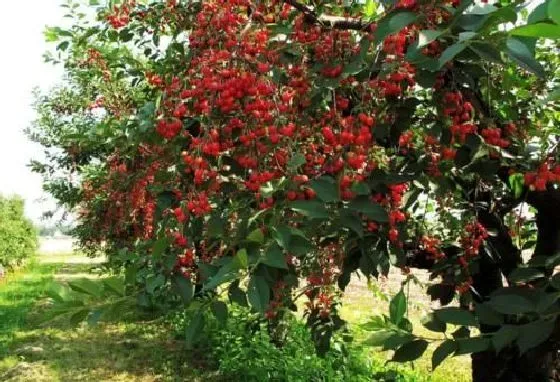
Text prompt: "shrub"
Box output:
[[0, 196, 37, 269], [171, 307, 428, 382]]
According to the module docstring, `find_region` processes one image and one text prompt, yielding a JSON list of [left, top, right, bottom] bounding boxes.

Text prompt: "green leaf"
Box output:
[[432, 340, 457, 370], [309, 177, 339, 203], [467, 4, 498, 14], [68, 278, 102, 298], [347, 197, 389, 222], [152, 236, 170, 258], [246, 228, 265, 243], [439, 42, 467, 68], [211, 301, 228, 325], [47, 284, 72, 303], [89, 0, 100, 5], [417, 30, 443, 48], [389, 290, 407, 325], [207, 215, 225, 238], [235, 249, 249, 269], [364, 0, 377, 18], [487, 294, 534, 314], [391, 339, 429, 362], [435, 307, 478, 326], [508, 173, 525, 199], [272, 225, 292, 249], [340, 210, 364, 238], [544, 86, 560, 103], [375, 12, 417, 43], [262, 242, 288, 269], [452, 326, 470, 339], [455, 337, 490, 355], [57, 41, 70, 51], [470, 42, 503, 63], [421, 313, 447, 333], [508, 267, 544, 283], [535, 292, 560, 312], [287, 235, 313, 257], [172, 275, 194, 304], [383, 331, 415, 350], [288, 153, 306, 169], [505, 37, 546, 78], [44, 26, 61, 42], [248, 275, 270, 313], [203, 259, 239, 291], [549, 0, 560, 24], [185, 311, 204, 348], [351, 182, 370, 195], [510, 23, 560, 39], [343, 57, 365, 76], [289, 200, 329, 219], [364, 329, 395, 347], [70, 308, 90, 326], [528, 2, 549, 24], [146, 274, 165, 295], [474, 303, 503, 326], [459, 32, 477, 41], [102, 277, 125, 296], [492, 325, 519, 353], [228, 281, 248, 307], [517, 319, 555, 354]]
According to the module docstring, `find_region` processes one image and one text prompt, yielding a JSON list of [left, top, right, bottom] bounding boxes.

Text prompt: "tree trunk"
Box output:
[[472, 189, 560, 382]]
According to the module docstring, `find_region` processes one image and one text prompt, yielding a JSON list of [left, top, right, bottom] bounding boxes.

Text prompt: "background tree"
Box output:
[[0, 195, 37, 269]]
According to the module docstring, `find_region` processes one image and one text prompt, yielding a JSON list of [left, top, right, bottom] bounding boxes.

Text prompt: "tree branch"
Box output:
[[284, 0, 371, 30]]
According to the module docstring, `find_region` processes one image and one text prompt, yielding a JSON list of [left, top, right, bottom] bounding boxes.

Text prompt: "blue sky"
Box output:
[[0, 1, 65, 222]]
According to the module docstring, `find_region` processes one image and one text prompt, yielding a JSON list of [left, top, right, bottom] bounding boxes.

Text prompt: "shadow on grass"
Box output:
[[1, 259, 221, 381], [3, 321, 220, 382]]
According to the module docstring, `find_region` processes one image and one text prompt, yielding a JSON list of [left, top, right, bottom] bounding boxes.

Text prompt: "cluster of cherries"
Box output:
[[265, 280, 289, 320], [105, 0, 135, 29], [524, 162, 560, 191], [421, 236, 445, 261], [481, 127, 510, 148], [443, 91, 476, 143], [304, 244, 342, 319]]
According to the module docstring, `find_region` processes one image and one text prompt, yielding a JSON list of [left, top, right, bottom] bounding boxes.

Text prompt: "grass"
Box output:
[[0, 259, 60, 358], [340, 279, 472, 382], [0, 253, 213, 382], [0, 252, 472, 381]]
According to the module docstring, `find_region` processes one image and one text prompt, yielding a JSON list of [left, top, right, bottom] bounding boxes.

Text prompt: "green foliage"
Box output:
[[171, 307, 430, 382], [0, 196, 37, 269], [44, 275, 136, 326]]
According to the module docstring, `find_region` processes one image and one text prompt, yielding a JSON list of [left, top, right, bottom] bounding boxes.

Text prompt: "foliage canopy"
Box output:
[[30, 0, 560, 378]]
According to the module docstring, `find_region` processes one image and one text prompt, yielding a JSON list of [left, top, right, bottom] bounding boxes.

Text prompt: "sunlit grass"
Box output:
[[0, 258, 59, 358], [1, 252, 471, 381], [340, 276, 472, 382], [0, 253, 211, 382]]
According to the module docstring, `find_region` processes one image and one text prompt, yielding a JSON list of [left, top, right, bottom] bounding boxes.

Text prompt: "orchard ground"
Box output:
[[0, 247, 471, 381]]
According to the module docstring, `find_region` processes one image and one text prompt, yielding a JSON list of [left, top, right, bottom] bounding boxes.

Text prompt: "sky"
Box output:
[[0, 1, 66, 223]]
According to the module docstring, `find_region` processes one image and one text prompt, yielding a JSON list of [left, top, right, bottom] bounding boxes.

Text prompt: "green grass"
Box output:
[[0, 253, 213, 382], [340, 279, 472, 382], [0, 259, 60, 358], [0, 253, 471, 381]]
